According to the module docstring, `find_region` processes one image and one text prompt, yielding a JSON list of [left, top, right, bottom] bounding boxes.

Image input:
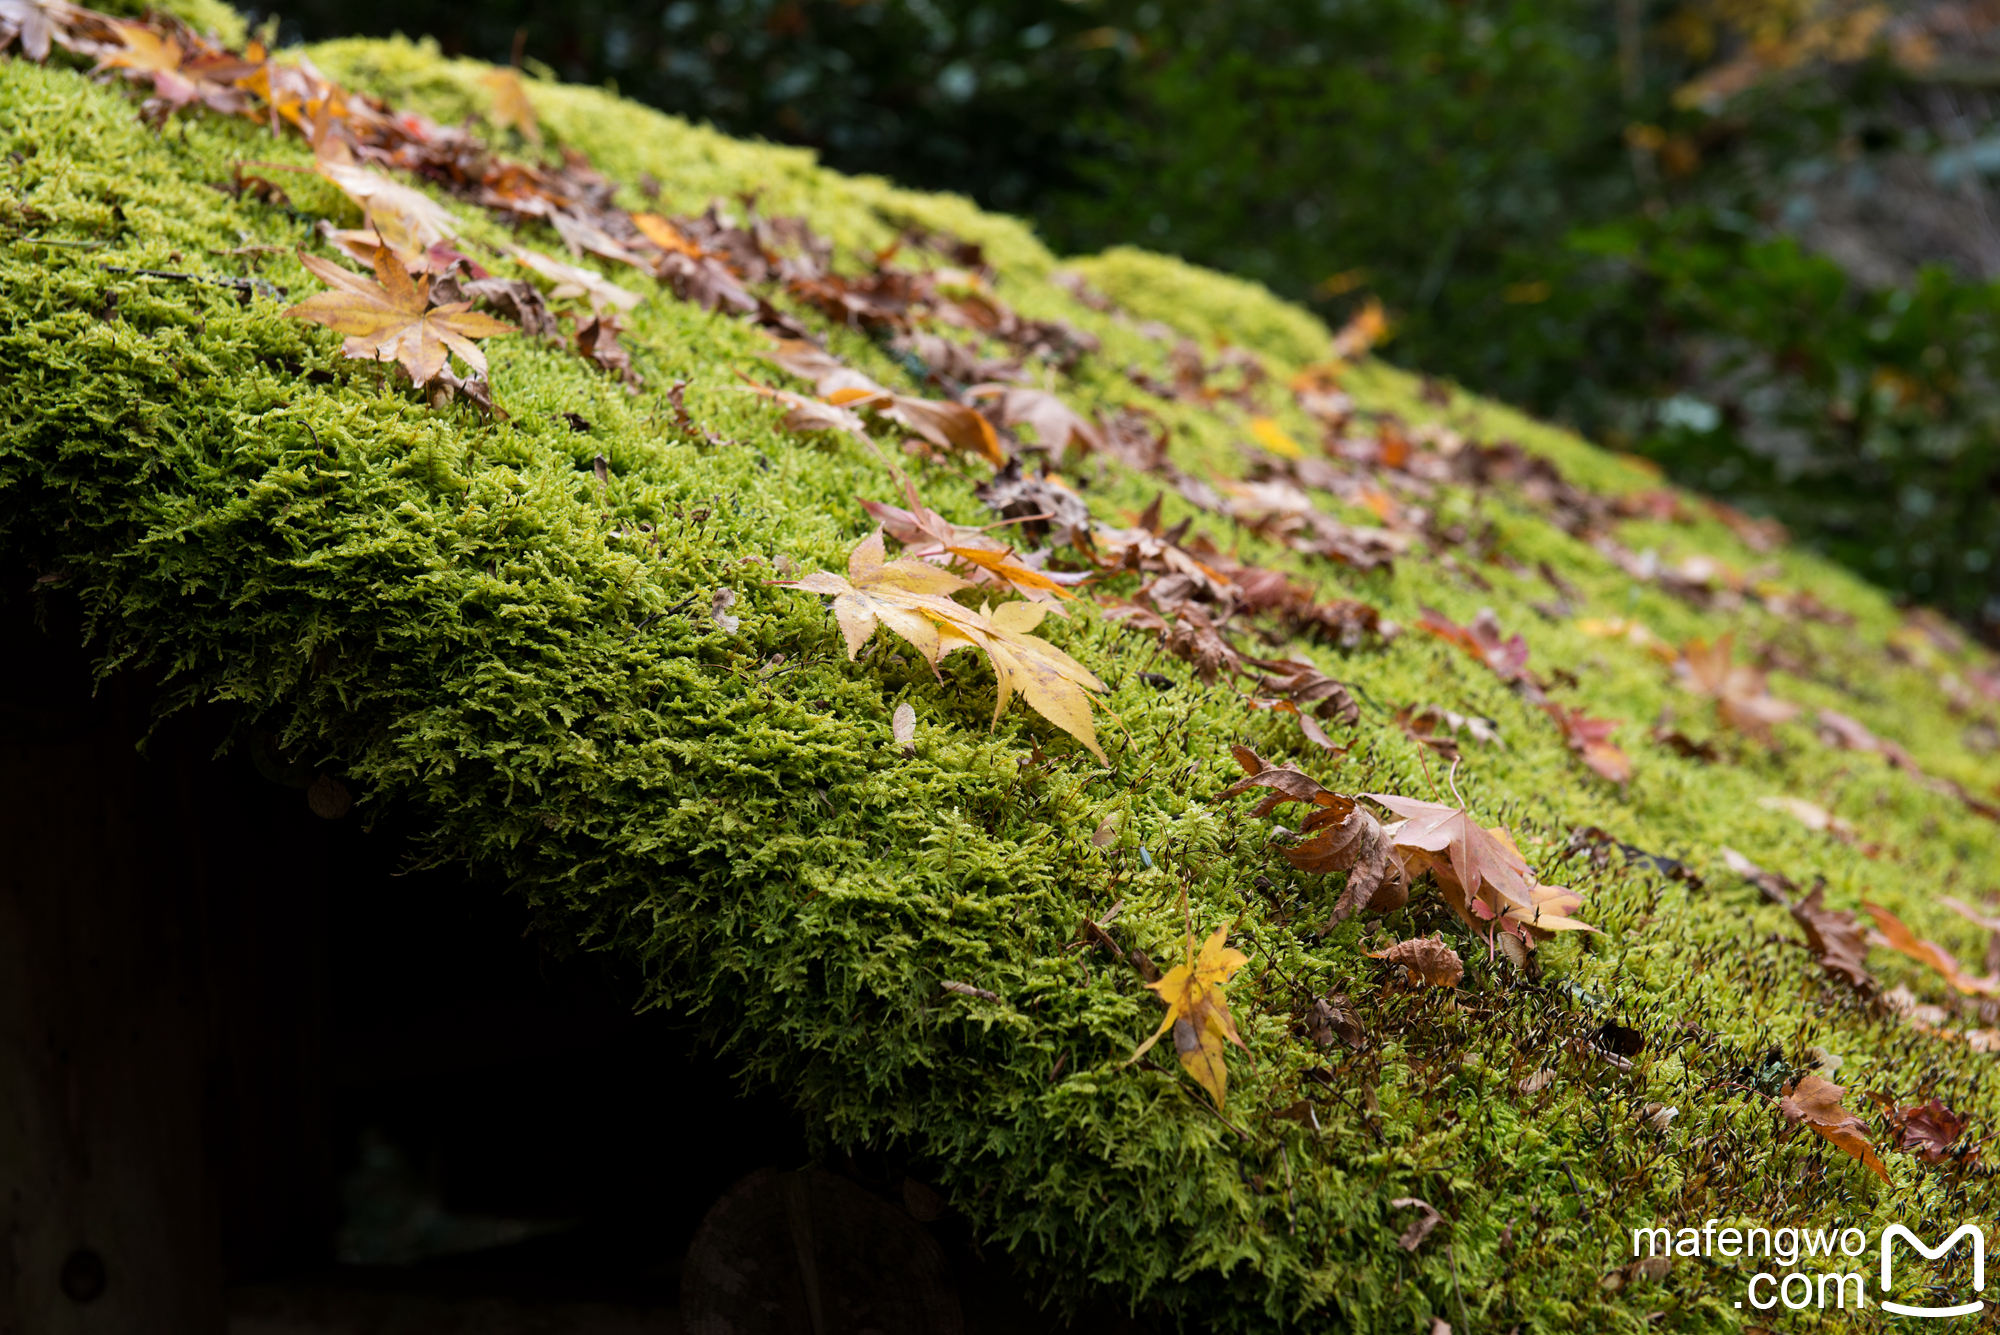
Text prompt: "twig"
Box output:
[[100, 264, 286, 300]]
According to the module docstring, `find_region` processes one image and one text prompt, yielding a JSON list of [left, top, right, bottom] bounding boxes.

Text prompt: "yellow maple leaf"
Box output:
[[945, 545, 1079, 609], [284, 246, 513, 387], [785, 530, 1106, 761], [1128, 925, 1250, 1109], [479, 66, 542, 146], [315, 154, 460, 262], [1247, 416, 1304, 459]]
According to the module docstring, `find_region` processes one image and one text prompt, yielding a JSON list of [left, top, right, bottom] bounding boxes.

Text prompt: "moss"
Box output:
[[4, 36, 1999, 1334], [1066, 246, 1335, 367]]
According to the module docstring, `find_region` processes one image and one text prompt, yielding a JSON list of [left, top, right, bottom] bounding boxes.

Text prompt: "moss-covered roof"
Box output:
[[5, 15, 2000, 1330]]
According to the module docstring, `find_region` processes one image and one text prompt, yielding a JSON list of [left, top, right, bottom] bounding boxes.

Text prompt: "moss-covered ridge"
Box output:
[[3, 26, 1999, 1332]]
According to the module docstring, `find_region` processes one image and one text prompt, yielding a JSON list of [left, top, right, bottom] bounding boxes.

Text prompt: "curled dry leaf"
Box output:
[[1779, 1073, 1891, 1184], [478, 66, 541, 145], [1370, 796, 1595, 944], [1247, 417, 1304, 459], [708, 587, 740, 634], [1720, 846, 1796, 904], [507, 245, 644, 312], [1518, 1068, 1555, 1093], [972, 386, 1102, 455], [284, 246, 513, 388], [1127, 925, 1251, 1110], [1389, 1197, 1442, 1251], [1220, 746, 1404, 922], [1305, 994, 1363, 1049], [1759, 795, 1858, 843], [1417, 606, 1532, 684], [1369, 937, 1464, 988]]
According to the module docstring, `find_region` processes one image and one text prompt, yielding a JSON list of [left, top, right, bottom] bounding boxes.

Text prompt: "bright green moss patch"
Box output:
[[5, 36, 2000, 1335]]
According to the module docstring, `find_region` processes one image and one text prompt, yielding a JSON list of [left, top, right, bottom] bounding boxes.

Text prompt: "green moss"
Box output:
[[3, 37, 1999, 1335], [1066, 246, 1335, 367]]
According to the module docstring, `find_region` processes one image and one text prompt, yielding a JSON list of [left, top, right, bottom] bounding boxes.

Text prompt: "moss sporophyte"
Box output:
[[5, 5, 2000, 1328]]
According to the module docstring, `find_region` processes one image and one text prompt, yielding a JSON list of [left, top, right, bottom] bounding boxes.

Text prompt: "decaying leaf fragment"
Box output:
[[1779, 1073, 1891, 1184], [1389, 1196, 1442, 1251], [780, 530, 1106, 760], [1128, 924, 1251, 1110], [1369, 937, 1464, 988], [284, 246, 513, 388]]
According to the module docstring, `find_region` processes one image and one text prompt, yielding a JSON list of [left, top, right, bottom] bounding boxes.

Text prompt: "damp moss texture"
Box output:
[[4, 19, 2000, 1332]]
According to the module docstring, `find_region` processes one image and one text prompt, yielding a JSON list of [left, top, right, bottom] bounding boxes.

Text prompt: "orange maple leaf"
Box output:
[[284, 246, 513, 387]]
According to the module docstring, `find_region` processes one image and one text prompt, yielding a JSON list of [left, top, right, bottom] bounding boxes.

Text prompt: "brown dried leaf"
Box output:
[[1541, 701, 1633, 785], [1779, 1073, 1890, 1184], [1389, 1196, 1442, 1251], [1790, 885, 1874, 991], [1369, 937, 1464, 988], [1896, 1097, 1969, 1163]]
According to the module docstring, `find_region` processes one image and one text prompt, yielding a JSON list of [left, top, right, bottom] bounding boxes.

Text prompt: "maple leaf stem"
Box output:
[[1447, 755, 1466, 809]]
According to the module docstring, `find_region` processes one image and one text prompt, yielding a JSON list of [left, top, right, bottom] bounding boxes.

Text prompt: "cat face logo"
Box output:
[[1880, 1225, 1985, 1318]]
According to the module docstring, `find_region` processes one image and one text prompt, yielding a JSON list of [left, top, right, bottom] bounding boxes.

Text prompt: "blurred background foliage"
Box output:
[[268, 0, 2000, 634]]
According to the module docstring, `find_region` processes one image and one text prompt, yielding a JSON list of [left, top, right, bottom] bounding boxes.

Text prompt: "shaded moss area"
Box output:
[[3, 35, 1999, 1333]]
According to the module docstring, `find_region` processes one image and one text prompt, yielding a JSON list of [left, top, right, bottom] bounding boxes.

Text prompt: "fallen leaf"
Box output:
[[1720, 846, 1796, 904], [1862, 903, 1998, 997], [1790, 885, 1874, 991], [946, 545, 1080, 608], [316, 155, 460, 262], [1366, 794, 1537, 919], [1248, 416, 1304, 459], [1389, 1196, 1442, 1251], [1369, 937, 1464, 987], [1541, 702, 1633, 784], [1305, 994, 1363, 1049], [284, 245, 513, 388], [973, 386, 1103, 455], [1894, 1097, 1969, 1163], [0, 0, 75, 60], [1779, 1073, 1890, 1184], [632, 211, 702, 257], [508, 244, 644, 312], [479, 66, 541, 145], [1518, 1068, 1555, 1093], [781, 530, 1106, 760], [1676, 632, 1799, 745], [1221, 747, 1403, 923], [1759, 795, 1858, 843], [1128, 924, 1251, 1109], [709, 586, 740, 634], [576, 314, 640, 387], [1417, 606, 1533, 685], [892, 701, 916, 748]]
